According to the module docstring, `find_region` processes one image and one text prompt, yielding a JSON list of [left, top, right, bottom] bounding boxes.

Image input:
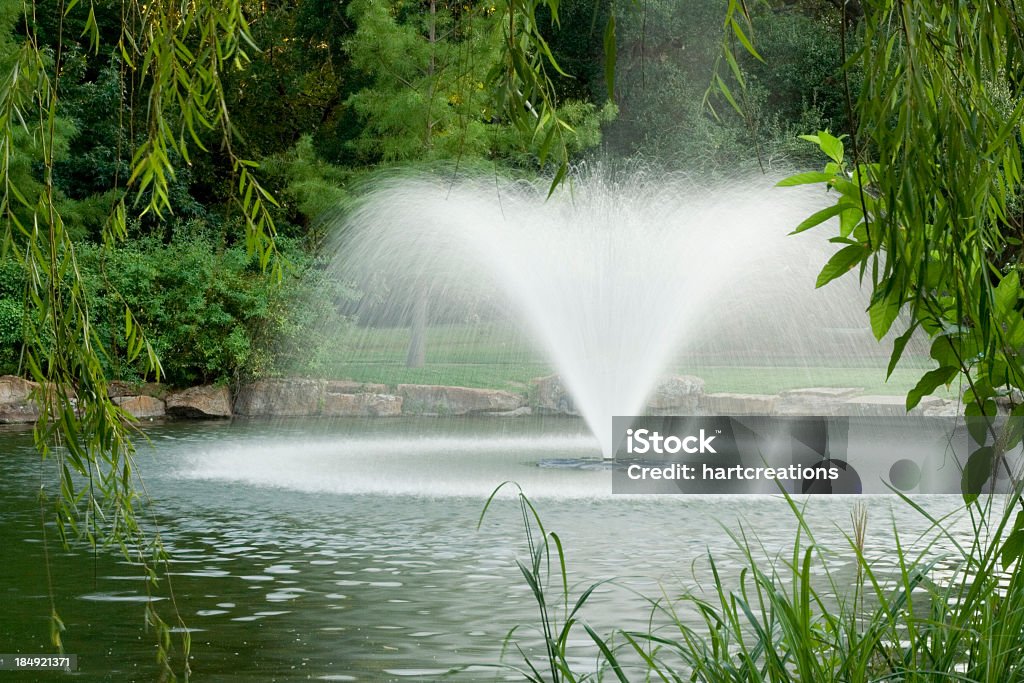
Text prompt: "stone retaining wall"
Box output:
[[0, 373, 963, 423]]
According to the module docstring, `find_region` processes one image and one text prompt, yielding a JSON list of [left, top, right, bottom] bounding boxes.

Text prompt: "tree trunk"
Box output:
[[406, 288, 428, 368]]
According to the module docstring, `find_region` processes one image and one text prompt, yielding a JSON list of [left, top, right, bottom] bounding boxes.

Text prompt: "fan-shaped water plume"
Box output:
[[334, 169, 915, 456]]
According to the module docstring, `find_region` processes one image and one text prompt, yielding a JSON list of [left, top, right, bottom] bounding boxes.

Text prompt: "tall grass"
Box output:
[[481, 485, 1024, 682], [477, 482, 625, 682]]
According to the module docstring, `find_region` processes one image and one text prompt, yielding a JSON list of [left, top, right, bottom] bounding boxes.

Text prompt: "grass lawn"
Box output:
[[322, 322, 953, 398]]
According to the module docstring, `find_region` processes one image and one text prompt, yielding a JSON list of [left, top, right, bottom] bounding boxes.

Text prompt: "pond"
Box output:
[[0, 417, 977, 681]]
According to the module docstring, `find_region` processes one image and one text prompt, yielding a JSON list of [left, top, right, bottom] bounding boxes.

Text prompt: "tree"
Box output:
[[344, 0, 612, 367], [346, 0, 503, 163], [345, 0, 505, 367]]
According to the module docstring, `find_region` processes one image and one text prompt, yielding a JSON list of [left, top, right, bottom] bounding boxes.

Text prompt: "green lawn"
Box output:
[[323, 322, 547, 390], [694, 366, 947, 397], [323, 322, 951, 397]]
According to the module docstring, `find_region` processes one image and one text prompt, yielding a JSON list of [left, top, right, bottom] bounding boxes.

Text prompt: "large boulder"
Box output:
[[533, 374, 706, 416], [646, 375, 705, 414], [108, 381, 167, 399], [113, 395, 166, 419], [322, 392, 403, 417], [774, 387, 862, 416], [165, 385, 232, 418], [398, 384, 524, 415], [0, 375, 40, 423], [531, 375, 579, 415], [325, 380, 389, 395], [841, 394, 944, 417], [233, 379, 325, 417], [699, 392, 777, 415], [923, 398, 961, 417]]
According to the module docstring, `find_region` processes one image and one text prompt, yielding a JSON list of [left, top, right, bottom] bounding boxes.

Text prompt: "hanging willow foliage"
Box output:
[[763, 2, 1024, 560], [1, 0, 287, 676], [490, 0, 579, 192], [775, 3, 1024, 428]]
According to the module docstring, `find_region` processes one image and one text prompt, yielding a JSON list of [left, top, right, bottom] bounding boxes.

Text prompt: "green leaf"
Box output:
[[965, 407, 995, 445], [776, 171, 832, 187], [815, 244, 868, 288], [816, 130, 845, 164], [869, 291, 901, 340], [547, 163, 568, 199], [930, 335, 960, 368], [830, 178, 862, 200], [714, 74, 742, 115], [994, 270, 1020, 316], [887, 324, 916, 379], [790, 204, 844, 235], [906, 365, 958, 410], [730, 18, 764, 62], [583, 624, 629, 683], [723, 42, 745, 88], [1001, 529, 1024, 568], [839, 208, 862, 239], [961, 446, 995, 505], [1005, 407, 1024, 450]]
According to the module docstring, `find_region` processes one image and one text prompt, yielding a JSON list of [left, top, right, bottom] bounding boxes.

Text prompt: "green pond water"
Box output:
[[0, 417, 975, 681]]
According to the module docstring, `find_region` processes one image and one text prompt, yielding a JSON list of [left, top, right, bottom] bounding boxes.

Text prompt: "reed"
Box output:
[[483, 485, 1024, 682]]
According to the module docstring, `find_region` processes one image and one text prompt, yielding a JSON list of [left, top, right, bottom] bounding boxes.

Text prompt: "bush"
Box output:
[[0, 298, 23, 374], [0, 259, 26, 375], [76, 229, 353, 387]]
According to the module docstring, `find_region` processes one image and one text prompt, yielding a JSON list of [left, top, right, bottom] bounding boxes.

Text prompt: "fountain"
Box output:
[[335, 168, 915, 457]]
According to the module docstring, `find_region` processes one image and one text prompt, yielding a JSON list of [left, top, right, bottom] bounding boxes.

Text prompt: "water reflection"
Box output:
[[0, 418, 983, 681]]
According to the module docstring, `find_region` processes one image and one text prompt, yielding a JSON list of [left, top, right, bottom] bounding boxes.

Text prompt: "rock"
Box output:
[[0, 375, 36, 401], [842, 394, 943, 416], [107, 381, 137, 399], [165, 385, 233, 418], [398, 384, 524, 415], [113, 395, 166, 418], [646, 375, 705, 414], [483, 406, 533, 417], [531, 375, 579, 415], [109, 381, 167, 399], [774, 387, 863, 416], [234, 379, 326, 417], [321, 392, 403, 417], [325, 380, 389, 395], [923, 399, 962, 417], [699, 392, 777, 415], [0, 375, 40, 423], [531, 374, 706, 416]]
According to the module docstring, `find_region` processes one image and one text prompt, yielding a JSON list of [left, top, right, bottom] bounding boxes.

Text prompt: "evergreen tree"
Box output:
[[345, 0, 509, 163]]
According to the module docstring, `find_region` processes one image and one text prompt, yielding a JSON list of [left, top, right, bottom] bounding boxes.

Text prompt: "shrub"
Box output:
[[76, 230, 352, 386]]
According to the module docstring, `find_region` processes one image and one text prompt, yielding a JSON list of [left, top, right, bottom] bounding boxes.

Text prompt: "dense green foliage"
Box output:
[[75, 234, 346, 386], [0, 0, 853, 387], [599, 0, 855, 172]]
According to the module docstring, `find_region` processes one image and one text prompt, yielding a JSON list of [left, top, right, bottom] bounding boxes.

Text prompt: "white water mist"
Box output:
[[334, 169, 913, 456]]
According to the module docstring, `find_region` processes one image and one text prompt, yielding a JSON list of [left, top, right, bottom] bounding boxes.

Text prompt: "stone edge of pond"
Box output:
[[0, 374, 963, 426]]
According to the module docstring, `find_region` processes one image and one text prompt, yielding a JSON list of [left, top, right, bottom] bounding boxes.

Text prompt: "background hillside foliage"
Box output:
[[1, 0, 872, 386]]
